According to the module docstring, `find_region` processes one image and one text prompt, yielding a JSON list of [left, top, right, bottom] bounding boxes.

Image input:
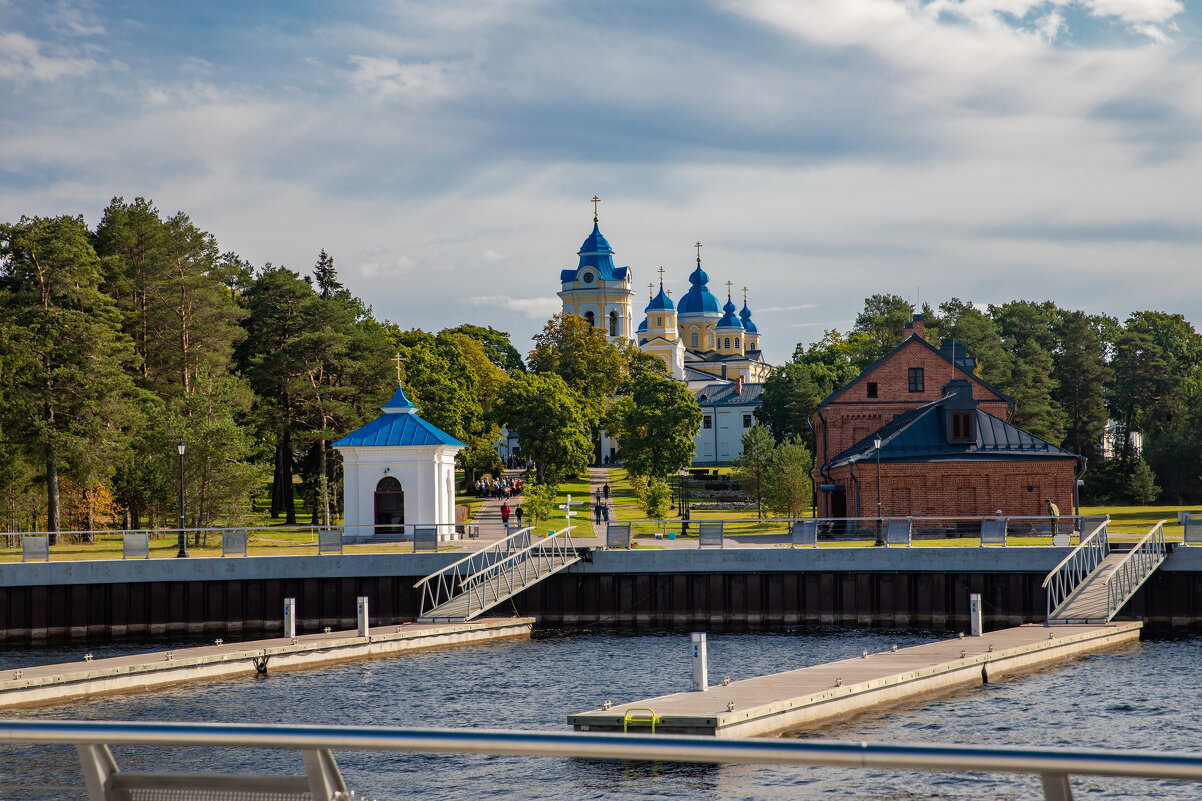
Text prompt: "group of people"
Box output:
[[474, 476, 522, 499], [499, 502, 524, 526]]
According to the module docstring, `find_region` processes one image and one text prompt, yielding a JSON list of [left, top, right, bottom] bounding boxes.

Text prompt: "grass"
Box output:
[[535, 473, 594, 533]]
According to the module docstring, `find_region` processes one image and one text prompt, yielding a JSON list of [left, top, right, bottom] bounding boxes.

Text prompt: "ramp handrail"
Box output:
[[414, 526, 534, 616], [417, 526, 576, 620], [1042, 518, 1110, 620], [8, 719, 1202, 801], [1105, 520, 1168, 621]]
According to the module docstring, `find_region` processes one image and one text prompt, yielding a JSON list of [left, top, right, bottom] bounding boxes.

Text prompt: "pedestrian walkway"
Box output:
[[461, 470, 527, 544]]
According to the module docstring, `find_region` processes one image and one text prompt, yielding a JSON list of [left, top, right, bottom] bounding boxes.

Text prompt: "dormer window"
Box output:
[[582, 272, 594, 284], [950, 411, 974, 442]]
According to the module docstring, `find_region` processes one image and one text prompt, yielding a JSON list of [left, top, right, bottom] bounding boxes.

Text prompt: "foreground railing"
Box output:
[[1043, 519, 1110, 620], [413, 525, 536, 618], [4, 719, 1202, 801], [1105, 520, 1168, 621]]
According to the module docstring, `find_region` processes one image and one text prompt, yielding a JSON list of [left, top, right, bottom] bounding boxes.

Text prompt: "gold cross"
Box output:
[[742, 285, 749, 305], [391, 353, 403, 385], [694, 241, 702, 262], [657, 266, 665, 285], [591, 195, 601, 222], [648, 282, 655, 298], [725, 280, 733, 298]]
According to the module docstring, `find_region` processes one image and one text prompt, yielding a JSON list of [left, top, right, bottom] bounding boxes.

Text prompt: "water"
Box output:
[[1, 628, 1198, 800]]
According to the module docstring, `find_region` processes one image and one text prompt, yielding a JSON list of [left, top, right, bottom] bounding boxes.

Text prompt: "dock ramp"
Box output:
[[416, 526, 581, 622], [1045, 519, 1167, 624]]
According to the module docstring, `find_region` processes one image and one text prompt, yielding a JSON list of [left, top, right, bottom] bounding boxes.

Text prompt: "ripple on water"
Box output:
[[0, 629, 1199, 801]]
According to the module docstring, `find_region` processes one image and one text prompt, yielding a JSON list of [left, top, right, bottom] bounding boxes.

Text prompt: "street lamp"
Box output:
[[176, 439, 188, 558], [873, 436, 884, 547]]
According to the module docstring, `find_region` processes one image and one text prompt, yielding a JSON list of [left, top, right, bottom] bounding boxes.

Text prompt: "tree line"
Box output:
[[756, 294, 1202, 504], [0, 200, 707, 536]]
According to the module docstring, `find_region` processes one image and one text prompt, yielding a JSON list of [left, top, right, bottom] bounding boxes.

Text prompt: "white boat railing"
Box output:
[[5, 719, 1202, 801]]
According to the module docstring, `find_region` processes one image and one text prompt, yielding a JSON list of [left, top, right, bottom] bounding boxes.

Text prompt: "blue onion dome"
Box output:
[[637, 317, 647, 331], [644, 284, 675, 313], [739, 301, 759, 334], [562, 220, 625, 282], [716, 296, 744, 330], [677, 258, 721, 316]]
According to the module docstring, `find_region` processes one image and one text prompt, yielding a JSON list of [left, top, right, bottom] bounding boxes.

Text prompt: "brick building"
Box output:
[[811, 316, 1083, 519]]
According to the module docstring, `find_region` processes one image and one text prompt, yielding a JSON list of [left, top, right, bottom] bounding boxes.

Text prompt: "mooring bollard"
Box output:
[[691, 632, 709, 692], [357, 596, 370, 638], [970, 592, 983, 637], [284, 597, 297, 639]]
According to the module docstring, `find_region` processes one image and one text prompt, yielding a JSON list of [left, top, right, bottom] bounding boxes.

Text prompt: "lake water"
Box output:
[[1, 628, 1198, 800]]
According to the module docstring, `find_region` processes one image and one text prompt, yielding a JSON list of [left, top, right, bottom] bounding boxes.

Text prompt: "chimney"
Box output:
[[904, 313, 926, 340], [735, 375, 745, 394]]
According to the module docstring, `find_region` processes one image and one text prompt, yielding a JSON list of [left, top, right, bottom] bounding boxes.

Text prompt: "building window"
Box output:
[[582, 272, 594, 284], [609, 311, 619, 336], [656, 316, 663, 327], [742, 414, 752, 427], [734, 337, 740, 348], [721, 365, 728, 379], [691, 331, 698, 347], [866, 382, 878, 398], [703, 416, 712, 430], [907, 367, 924, 393], [707, 332, 714, 348], [584, 311, 595, 327], [723, 337, 730, 350], [951, 411, 973, 441]]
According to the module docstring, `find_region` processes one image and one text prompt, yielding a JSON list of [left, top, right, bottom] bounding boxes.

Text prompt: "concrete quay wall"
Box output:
[[2, 547, 1201, 641]]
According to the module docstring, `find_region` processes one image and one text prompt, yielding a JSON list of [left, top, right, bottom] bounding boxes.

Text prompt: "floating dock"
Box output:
[[569, 622, 1141, 737], [0, 617, 533, 709]]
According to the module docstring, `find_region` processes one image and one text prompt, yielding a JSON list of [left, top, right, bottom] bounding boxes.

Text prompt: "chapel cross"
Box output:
[[725, 280, 734, 298], [591, 195, 601, 222], [742, 285, 749, 305], [391, 353, 403, 384], [657, 266, 665, 285], [648, 282, 655, 298], [694, 241, 702, 262]]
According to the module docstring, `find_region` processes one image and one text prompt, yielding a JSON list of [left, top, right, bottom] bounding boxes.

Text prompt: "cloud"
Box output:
[[470, 295, 560, 318], [344, 55, 461, 100], [0, 32, 100, 83], [756, 303, 820, 313], [46, 0, 106, 36]]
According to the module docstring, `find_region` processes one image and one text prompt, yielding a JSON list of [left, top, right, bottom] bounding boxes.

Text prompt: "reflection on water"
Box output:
[[0, 628, 1197, 800]]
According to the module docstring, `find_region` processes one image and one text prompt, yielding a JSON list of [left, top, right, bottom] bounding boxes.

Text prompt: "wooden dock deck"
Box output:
[[0, 617, 533, 710], [569, 622, 1141, 737]]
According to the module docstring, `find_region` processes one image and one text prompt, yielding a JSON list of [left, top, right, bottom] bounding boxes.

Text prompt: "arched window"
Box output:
[[609, 311, 619, 336], [707, 332, 714, 348], [721, 365, 728, 379], [724, 337, 731, 350], [691, 331, 698, 348], [584, 311, 595, 328], [734, 337, 740, 348], [656, 316, 663, 328], [374, 476, 404, 534]]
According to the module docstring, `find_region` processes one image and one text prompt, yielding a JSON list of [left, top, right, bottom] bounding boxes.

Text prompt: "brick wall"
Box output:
[[820, 459, 1077, 518]]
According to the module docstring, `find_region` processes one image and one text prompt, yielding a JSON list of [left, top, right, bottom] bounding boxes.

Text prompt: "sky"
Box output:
[[2, 0, 1200, 366]]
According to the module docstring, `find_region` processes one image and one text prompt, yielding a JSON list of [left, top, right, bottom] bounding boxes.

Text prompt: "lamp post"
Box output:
[[873, 436, 884, 547], [176, 439, 188, 558]]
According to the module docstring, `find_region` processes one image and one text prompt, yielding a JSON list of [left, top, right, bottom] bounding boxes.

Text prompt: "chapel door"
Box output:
[[374, 476, 404, 535]]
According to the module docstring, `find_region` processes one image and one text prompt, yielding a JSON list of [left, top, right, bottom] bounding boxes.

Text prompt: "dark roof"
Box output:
[[826, 398, 1079, 468], [685, 366, 723, 382], [818, 334, 1015, 408], [694, 382, 764, 407]]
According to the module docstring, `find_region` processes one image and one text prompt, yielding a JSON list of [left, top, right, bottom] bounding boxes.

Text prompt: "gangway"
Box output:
[[415, 525, 581, 622], [1045, 520, 1168, 624]]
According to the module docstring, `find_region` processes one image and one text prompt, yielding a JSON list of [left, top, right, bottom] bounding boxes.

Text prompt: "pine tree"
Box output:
[[1055, 311, 1112, 461], [1007, 340, 1065, 443], [313, 249, 344, 299]]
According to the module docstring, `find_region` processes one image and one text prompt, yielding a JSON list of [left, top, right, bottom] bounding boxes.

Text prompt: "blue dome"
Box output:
[[716, 297, 744, 330], [559, 221, 630, 283], [740, 302, 759, 334], [637, 318, 647, 332], [645, 285, 675, 312], [677, 261, 721, 316]]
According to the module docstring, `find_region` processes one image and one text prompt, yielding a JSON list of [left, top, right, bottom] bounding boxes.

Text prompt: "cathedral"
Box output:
[[556, 201, 773, 463]]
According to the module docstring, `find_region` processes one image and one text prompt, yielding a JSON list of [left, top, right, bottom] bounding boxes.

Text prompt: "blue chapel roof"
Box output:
[[645, 285, 675, 312], [559, 221, 630, 283], [740, 302, 759, 334], [677, 261, 721, 315], [716, 296, 744, 330], [332, 385, 466, 448]]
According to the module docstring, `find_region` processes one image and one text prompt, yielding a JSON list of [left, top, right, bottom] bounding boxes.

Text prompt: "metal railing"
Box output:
[[414, 525, 578, 620], [609, 515, 1106, 549], [5, 719, 1202, 801], [1105, 520, 1168, 621], [1043, 518, 1110, 620]]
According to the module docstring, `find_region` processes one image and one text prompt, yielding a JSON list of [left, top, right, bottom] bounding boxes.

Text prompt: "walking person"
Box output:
[[594, 503, 603, 525], [603, 483, 610, 500], [500, 502, 511, 525], [602, 504, 609, 522], [515, 504, 524, 527], [1046, 498, 1060, 538]]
